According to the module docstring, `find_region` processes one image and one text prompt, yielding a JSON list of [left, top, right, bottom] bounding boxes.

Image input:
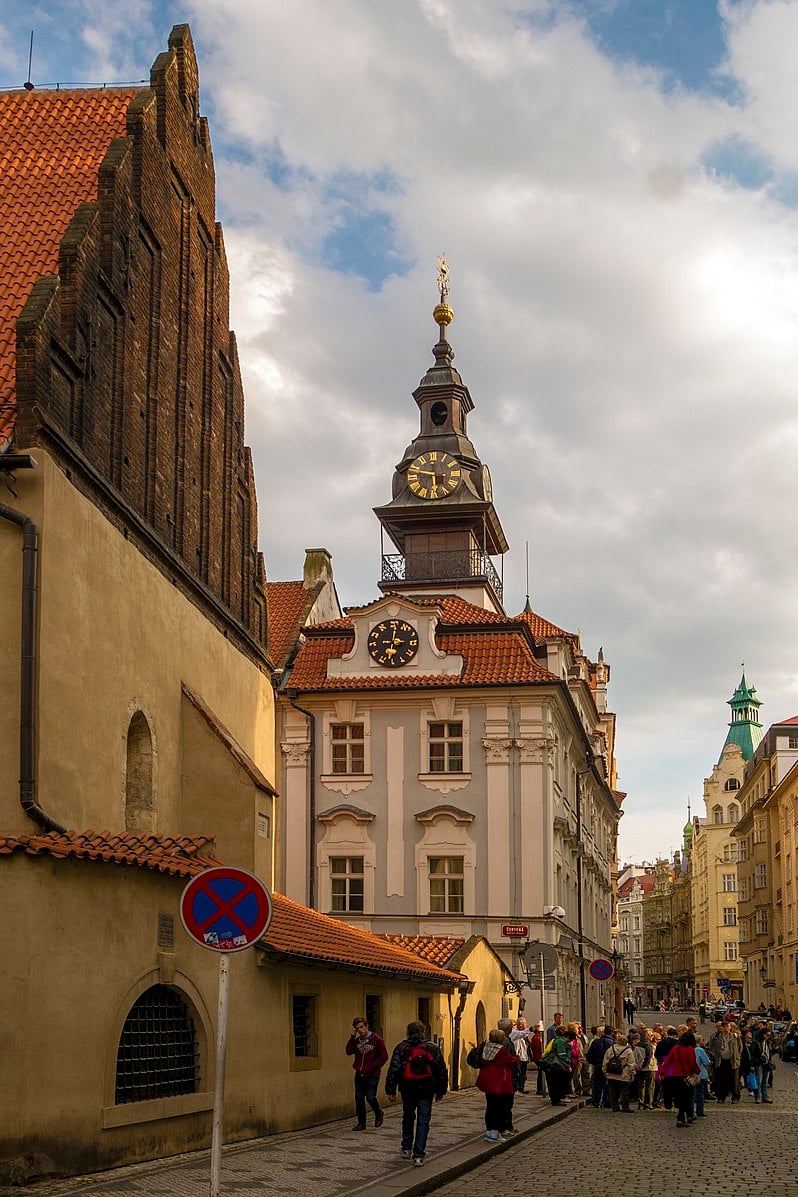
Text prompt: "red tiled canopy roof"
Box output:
[[378, 934, 466, 968], [0, 829, 462, 984], [287, 595, 557, 692], [0, 87, 138, 447]]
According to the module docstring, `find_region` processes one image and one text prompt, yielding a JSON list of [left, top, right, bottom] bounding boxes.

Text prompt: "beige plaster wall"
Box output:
[[0, 856, 452, 1180], [0, 453, 274, 838]]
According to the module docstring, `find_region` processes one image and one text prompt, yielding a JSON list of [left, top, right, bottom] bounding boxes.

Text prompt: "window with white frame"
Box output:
[[428, 722, 464, 773], [738, 878, 748, 902], [725, 778, 740, 791], [722, 873, 735, 892], [755, 908, 769, 935], [723, 941, 738, 961], [755, 819, 766, 844], [330, 856, 364, 912], [428, 856, 464, 913], [723, 907, 737, 926], [738, 838, 748, 861], [728, 804, 739, 824], [330, 723, 365, 774], [755, 862, 767, 889], [713, 805, 724, 825]]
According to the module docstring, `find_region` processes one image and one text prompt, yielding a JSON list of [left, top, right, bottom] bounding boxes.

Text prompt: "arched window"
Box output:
[[475, 1001, 487, 1047], [724, 778, 740, 791], [713, 804, 724, 825], [125, 711, 154, 831], [728, 803, 739, 824], [115, 985, 198, 1104]]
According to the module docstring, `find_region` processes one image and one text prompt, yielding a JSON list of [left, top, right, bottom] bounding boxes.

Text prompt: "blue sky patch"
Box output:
[[702, 135, 772, 191], [320, 205, 413, 292]]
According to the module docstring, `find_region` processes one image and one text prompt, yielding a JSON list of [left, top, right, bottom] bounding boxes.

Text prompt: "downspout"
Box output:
[[0, 501, 65, 834], [450, 981, 472, 1091], [286, 690, 316, 909]]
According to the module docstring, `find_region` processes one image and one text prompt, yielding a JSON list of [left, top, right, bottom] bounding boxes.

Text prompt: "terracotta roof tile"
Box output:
[[618, 873, 655, 898], [288, 622, 556, 692], [515, 607, 578, 646], [342, 594, 509, 627], [0, 88, 138, 447], [378, 933, 465, 968], [0, 829, 462, 983], [264, 896, 464, 983], [266, 579, 323, 668], [0, 830, 220, 876]]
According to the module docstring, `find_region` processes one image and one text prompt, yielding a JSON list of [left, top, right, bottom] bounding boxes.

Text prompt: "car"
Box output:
[[710, 1003, 730, 1020], [780, 1022, 798, 1061]]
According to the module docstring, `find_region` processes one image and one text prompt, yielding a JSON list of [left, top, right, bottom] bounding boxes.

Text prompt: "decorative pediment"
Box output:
[[415, 804, 474, 826], [327, 596, 463, 679], [317, 804, 375, 825]]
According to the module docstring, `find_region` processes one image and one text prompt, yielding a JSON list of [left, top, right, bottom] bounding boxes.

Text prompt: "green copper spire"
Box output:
[[683, 801, 693, 850], [720, 667, 763, 763]]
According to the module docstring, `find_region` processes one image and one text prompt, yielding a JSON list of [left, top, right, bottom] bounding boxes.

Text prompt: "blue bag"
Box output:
[[745, 1071, 759, 1092]]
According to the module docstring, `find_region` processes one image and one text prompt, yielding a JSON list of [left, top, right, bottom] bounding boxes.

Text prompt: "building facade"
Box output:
[[615, 866, 654, 1000]]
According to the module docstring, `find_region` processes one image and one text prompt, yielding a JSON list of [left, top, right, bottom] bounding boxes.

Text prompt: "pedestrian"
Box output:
[[509, 1018, 531, 1094], [573, 1022, 592, 1097], [475, 1029, 519, 1141], [384, 1020, 448, 1168], [626, 1030, 642, 1106], [530, 1022, 546, 1095], [698, 998, 707, 1023], [587, 1025, 616, 1108], [753, 1028, 774, 1103], [707, 1019, 741, 1104], [546, 1011, 565, 1043], [346, 1016, 389, 1131], [627, 996, 637, 1025], [637, 1028, 657, 1110], [657, 1030, 700, 1128], [539, 1024, 573, 1105], [603, 1032, 636, 1112], [694, 1035, 711, 1117], [654, 1026, 679, 1109]]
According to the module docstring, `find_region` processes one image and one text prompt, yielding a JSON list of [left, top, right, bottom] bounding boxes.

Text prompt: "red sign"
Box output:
[[501, 924, 530, 938], [589, 958, 614, 982], [180, 867, 273, 953]]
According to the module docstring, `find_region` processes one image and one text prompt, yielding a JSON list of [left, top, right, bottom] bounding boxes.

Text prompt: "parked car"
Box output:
[[710, 1003, 730, 1020], [771, 1020, 789, 1056]]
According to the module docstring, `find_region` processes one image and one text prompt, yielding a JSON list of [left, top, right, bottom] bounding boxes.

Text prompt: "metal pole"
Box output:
[[210, 953, 231, 1197], [539, 951, 545, 1030]]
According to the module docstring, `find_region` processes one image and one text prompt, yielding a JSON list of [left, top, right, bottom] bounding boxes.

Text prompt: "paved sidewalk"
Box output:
[[7, 1089, 585, 1197]]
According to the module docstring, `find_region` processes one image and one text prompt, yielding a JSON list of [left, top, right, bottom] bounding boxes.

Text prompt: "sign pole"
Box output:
[[539, 950, 545, 1030], [210, 952, 231, 1197]]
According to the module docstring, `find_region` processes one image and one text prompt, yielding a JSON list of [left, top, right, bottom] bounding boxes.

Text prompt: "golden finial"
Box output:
[[433, 254, 454, 329]]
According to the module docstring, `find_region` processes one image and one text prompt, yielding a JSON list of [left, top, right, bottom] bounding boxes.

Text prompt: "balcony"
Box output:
[[382, 549, 503, 601]]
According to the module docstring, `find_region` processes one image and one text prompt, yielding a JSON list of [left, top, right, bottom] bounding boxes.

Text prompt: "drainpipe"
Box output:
[[286, 690, 316, 909], [450, 981, 473, 1091], [0, 500, 66, 834]]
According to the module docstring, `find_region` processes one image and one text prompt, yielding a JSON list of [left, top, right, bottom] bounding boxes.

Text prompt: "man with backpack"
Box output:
[[385, 1020, 448, 1168]]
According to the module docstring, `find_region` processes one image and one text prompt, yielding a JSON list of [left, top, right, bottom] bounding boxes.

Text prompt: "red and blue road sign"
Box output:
[[180, 867, 273, 953], [588, 958, 615, 982]]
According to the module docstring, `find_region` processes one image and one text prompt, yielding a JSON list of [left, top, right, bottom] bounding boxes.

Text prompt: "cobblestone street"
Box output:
[[437, 1058, 798, 1197]]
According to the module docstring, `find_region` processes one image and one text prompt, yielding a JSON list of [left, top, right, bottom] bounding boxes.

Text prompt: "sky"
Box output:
[[3, 0, 798, 864]]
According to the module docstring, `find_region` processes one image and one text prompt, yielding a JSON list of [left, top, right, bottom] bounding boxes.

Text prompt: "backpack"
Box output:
[[604, 1048, 624, 1076], [402, 1042, 434, 1081]]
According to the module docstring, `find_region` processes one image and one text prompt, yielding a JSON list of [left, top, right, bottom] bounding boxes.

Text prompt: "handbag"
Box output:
[[685, 1073, 702, 1088], [745, 1070, 759, 1092]]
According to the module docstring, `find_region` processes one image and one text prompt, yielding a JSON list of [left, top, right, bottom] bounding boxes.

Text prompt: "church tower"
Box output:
[[374, 260, 508, 613]]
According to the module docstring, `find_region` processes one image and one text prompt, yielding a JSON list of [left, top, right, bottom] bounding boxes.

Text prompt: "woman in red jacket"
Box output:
[[476, 1029, 519, 1141], [657, 1030, 700, 1127]]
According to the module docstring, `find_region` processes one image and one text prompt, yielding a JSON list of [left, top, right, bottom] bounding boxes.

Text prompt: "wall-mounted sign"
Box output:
[[502, 923, 530, 938]]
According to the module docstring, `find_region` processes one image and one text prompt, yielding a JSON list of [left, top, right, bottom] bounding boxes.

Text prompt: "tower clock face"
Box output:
[[367, 619, 419, 667], [407, 452, 461, 500]]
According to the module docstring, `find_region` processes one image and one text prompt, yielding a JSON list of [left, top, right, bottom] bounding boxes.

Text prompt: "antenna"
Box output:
[[24, 30, 34, 91], [525, 540, 529, 603]]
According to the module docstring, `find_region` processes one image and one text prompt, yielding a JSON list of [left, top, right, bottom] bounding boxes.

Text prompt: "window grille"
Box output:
[[429, 722, 464, 773], [115, 985, 198, 1105], [292, 995, 318, 1057]]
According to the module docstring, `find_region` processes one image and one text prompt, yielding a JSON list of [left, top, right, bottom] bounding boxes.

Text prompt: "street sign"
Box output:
[[502, 923, 530, 938], [525, 976, 557, 990], [180, 866, 273, 952], [589, 958, 614, 982], [522, 941, 558, 975]]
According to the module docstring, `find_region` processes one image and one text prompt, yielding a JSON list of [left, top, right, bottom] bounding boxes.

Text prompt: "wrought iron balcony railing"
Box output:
[[382, 549, 503, 601]]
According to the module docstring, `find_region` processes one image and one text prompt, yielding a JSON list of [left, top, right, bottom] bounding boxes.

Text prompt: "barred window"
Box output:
[[429, 722, 464, 773], [330, 856, 364, 912], [115, 985, 198, 1104], [429, 856, 464, 913], [292, 995, 318, 1058], [331, 723, 365, 774]]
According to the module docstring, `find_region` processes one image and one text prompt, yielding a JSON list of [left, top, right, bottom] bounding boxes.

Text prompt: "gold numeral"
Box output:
[[418, 487, 427, 498], [429, 451, 437, 461]]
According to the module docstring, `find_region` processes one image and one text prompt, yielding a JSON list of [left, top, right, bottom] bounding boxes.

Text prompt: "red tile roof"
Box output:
[[618, 873, 655, 898], [288, 597, 557, 692], [266, 579, 323, 668], [0, 87, 138, 447], [0, 829, 462, 984], [776, 716, 798, 726], [265, 897, 463, 984], [515, 607, 578, 646], [378, 934, 465, 968], [0, 830, 220, 876]]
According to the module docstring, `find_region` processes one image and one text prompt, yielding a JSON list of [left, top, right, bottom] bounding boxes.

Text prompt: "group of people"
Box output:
[[342, 1005, 784, 1170]]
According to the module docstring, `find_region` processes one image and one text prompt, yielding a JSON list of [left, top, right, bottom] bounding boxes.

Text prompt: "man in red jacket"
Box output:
[[346, 1016, 389, 1131]]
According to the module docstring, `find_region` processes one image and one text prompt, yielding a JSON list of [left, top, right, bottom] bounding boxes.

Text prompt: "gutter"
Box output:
[[286, 690, 317, 909], [0, 496, 66, 834]]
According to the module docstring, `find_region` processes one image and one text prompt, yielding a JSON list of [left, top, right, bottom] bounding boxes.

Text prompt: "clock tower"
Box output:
[[374, 261, 509, 612]]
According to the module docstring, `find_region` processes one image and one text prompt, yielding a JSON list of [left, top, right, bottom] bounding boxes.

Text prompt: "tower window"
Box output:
[[430, 401, 448, 426]]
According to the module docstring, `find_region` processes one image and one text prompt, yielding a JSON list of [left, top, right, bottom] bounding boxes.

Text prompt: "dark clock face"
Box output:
[[367, 619, 419, 667], [407, 451, 461, 500]]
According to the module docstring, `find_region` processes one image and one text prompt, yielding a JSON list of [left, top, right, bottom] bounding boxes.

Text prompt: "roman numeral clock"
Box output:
[[407, 452, 461, 500]]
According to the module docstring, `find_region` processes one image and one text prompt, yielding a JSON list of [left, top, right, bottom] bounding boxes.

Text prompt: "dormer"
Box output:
[[327, 596, 463, 680]]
